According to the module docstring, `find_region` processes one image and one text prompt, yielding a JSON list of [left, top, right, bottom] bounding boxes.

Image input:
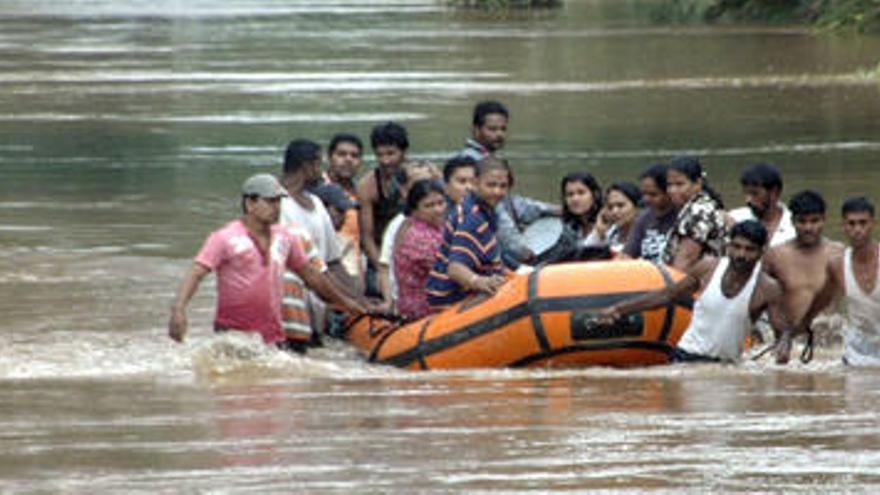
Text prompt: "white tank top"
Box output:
[[677, 258, 760, 362], [842, 246, 880, 366]]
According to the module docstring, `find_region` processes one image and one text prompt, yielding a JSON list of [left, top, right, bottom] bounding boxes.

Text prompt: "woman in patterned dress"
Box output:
[[662, 156, 729, 270]]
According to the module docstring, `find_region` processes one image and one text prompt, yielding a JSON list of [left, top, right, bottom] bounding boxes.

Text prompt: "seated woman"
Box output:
[[426, 156, 511, 309], [593, 181, 642, 255], [622, 163, 677, 263], [394, 180, 448, 320], [662, 156, 728, 270], [561, 171, 603, 242]]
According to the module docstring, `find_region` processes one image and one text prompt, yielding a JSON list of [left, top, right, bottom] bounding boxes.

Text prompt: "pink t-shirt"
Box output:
[[195, 220, 309, 344]]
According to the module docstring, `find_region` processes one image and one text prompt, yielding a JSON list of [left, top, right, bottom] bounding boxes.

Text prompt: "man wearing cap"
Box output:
[[312, 182, 361, 291], [167, 173, 366, 351]]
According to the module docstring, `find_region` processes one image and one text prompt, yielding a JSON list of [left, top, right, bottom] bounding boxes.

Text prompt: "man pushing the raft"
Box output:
[[168, 173, 367, 353], [598, 220, 790, 363]]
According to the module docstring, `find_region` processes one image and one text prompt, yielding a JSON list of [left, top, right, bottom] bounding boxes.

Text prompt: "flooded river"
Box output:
[[1, 0, 880, 492]]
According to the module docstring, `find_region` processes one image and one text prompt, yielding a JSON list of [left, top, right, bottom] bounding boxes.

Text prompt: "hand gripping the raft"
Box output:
[[168, 174, 369, 352], [598, 220, 791, 363]]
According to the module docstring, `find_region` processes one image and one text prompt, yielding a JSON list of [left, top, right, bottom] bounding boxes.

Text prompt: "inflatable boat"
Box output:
[[344, 260, 694, 370]]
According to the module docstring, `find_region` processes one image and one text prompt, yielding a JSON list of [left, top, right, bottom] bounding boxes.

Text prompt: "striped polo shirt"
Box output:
[[426, 193, 504, 308]]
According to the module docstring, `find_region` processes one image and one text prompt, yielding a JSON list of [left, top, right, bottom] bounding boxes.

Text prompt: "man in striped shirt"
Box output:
[[426, 157, 511, 309]]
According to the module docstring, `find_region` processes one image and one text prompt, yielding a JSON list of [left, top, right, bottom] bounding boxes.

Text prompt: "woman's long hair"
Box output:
[[561, 171, 603, 227], [669, 156, 724, 209]]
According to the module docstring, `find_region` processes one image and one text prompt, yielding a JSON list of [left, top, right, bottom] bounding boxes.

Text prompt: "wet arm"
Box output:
[[168, 263, 210, 342], [601, 275, 700, 323], [670, 237, 703, 271], [448, 261, 505, 294], [298, 263, 367, 316], [357, 180, 380, 266]]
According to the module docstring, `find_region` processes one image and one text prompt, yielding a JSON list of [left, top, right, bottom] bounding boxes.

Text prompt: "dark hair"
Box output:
[[740, 163, 783, 192], [405, 179, 445, 216], [841, 195, 875, 217], [370, 121, 409, 151], [472, 101, 509, 127], [476, 155, 513, 185], [283, 139, 321, 175], [561, 171, 603, 226], [730, 219, 768, 248], [443, 155, 477, 183], [608, 181, 642, 207], [669, 156, 725, 209], [639, 163, 668, 191], [328, 133, 363, 155], [789, 189, 826, 216]]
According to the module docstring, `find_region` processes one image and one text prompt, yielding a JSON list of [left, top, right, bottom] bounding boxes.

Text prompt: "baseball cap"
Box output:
[[312, 182, 357, 211], [241, 173, 288, 199]]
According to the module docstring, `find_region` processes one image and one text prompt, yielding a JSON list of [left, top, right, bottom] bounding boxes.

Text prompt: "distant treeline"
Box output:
[[653, 0, 880, 32], [446, 0, 562, 8]]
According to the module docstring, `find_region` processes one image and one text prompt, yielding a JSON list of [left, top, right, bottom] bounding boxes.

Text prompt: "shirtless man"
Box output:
[[764, 190, 844, 364], [827, 196, 880, 366], [599, 220, 786, 363], [357, 121, 409, 296]]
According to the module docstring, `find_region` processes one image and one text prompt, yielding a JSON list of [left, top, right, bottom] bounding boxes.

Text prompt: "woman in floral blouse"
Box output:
[[662, 156, 728, 270], [393, 179, 448, 320]]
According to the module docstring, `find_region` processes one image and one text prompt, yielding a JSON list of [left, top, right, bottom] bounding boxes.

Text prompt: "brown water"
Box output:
[[2, 0, 880, 492]]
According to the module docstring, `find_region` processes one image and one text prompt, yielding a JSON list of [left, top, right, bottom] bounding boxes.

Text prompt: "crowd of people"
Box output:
[[168, 100, 880, 367]]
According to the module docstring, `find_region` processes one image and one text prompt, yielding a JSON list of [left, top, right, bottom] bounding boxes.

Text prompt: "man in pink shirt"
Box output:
[[168, 173, 367, 352]]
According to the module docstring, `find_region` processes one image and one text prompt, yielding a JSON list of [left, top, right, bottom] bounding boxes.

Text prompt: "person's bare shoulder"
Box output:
[[827, 248, 846, 287], [356, 172, 377, 203], [756, 271, 783, 302], [762, 242, 789, 274], [687, 256, 719, 290], [823, 238, 845, 258]]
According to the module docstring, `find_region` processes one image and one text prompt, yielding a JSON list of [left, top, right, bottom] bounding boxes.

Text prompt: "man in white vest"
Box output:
[[598, 220, 788, 363], [827, 196, 880, 366]]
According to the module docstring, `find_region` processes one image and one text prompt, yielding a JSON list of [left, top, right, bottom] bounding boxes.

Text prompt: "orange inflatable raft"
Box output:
[[344, 260, 694, 370]]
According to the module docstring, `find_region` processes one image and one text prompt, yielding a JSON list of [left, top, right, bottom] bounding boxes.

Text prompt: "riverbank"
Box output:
[[653, 0, 880, 33]]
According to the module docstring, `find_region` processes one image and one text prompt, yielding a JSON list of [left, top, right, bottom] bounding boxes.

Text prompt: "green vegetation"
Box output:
[[445, 0, 562, 9], [652, 0, 880, 32]]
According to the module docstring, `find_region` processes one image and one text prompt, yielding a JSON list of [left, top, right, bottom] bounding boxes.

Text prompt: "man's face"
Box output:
[[842, 211, 875, 248], [445, 167, 476, 204], [472, 113, 508, 152], [374, 145, 405, 170], [726, 235, 762, 272], [247, 196, 281, 225], [328, 142, 362, 181], [743, 185, 777, 219], [304, 157, 323, 187], [475, 169, 510, 208], [794, 212, 825, 247]]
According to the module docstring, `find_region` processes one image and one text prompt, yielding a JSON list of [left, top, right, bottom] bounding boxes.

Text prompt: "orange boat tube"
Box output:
[[344, 260, 693, 370]]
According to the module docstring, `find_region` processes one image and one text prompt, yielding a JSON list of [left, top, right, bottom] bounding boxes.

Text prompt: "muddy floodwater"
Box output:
[[1, 0, 879, 492]]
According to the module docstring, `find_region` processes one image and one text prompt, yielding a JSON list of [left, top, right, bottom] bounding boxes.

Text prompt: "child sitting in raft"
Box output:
[[426, 156, 511, 310]]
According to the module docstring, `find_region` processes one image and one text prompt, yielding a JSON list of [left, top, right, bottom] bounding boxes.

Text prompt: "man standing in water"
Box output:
[[167, 173, 366, 351], [827, 196, 880, 366], [599, 221, 786, 363], [764, 190, 844, 364], [728, 163, 795, 247]]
